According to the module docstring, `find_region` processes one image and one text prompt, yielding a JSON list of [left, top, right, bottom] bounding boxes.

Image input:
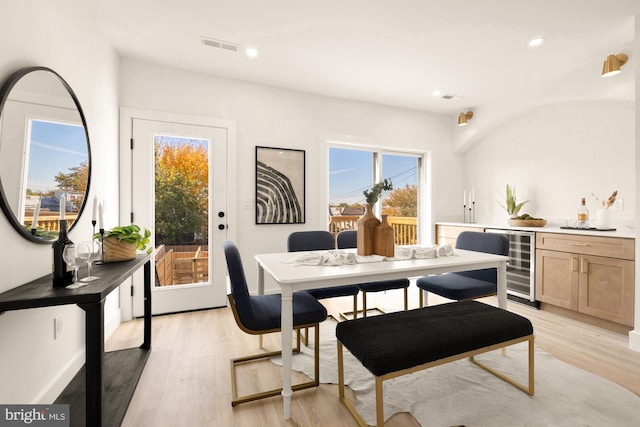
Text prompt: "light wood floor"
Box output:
[[107, 289, 640, 427]]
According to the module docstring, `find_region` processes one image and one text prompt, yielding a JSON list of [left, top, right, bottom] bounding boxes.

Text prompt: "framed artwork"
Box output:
[[255, 146, 305, 224]]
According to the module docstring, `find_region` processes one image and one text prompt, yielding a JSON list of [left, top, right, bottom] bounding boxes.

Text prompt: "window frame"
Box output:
[[327, 140, 432, 245]]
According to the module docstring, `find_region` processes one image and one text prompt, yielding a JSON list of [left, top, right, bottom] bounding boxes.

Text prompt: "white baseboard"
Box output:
[[629, 330, 640, 352], [104, 307, 122, 341], [36, 349, 84, 404]]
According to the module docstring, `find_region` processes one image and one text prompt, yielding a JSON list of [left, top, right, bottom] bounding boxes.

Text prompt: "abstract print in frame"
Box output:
[[255, 146, 305, 224]]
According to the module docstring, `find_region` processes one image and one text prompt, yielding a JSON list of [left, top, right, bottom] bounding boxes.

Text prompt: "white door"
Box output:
[[131, 118, 228, 315]]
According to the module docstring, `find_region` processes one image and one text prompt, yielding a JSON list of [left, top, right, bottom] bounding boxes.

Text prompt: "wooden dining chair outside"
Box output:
[[223, 241, 328, 406], [336, 230, 410, 318], [287, 231, 359, 323], [416, 231, 509, 307]]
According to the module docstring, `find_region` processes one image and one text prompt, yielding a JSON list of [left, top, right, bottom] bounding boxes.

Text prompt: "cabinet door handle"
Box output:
[[571, 256, 578, 272], [581, 259, 588, 274], [569, 242, 590, 247]]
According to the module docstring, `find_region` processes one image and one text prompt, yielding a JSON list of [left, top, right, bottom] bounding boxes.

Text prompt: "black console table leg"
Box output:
[[79, 300, 105, 427]]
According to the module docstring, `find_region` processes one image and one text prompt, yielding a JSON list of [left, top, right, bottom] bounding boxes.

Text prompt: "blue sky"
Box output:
[[329, 147, 417, 205], [27, 120, 88, 193]]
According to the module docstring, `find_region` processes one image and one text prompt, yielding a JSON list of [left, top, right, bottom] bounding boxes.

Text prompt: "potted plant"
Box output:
[[499, 184, 528, 218], [358, 179, 393, 255], [93, 224, 152, 262]]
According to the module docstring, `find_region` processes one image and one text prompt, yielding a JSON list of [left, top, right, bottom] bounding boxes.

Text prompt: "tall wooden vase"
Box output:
[[357, 204, 380, 256], [374, 214, 395, 257]]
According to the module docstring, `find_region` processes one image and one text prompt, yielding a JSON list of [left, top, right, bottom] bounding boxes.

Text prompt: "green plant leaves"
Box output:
[[93, 224, 153, 254]]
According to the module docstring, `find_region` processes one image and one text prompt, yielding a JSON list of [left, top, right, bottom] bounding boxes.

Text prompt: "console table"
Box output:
[[0, 254, 152, 427]]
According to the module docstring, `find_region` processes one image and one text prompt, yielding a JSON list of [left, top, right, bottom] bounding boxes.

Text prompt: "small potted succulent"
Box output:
[[93, 224, 152, 262]]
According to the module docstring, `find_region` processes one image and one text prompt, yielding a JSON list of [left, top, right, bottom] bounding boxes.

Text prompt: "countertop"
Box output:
[[436, 221, 636, 239]]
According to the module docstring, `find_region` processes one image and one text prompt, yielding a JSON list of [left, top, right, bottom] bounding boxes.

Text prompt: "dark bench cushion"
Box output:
[[335, 300, 533, 377]]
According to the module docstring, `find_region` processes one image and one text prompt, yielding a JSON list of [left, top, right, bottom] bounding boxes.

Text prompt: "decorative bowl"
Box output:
[[508, 219, 547, 227]]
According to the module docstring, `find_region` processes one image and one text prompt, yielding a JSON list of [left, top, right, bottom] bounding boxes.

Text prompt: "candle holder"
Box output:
[[92, 219, 96, 236], [95, 228, 106, 265], [463, 202, 477, 223]]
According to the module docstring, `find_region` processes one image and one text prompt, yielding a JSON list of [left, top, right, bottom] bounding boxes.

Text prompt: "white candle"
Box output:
[[31, 200, 40, 229], [468, 193, 472, 207], [98, 202, 104, 230], [472, 187, 475, 203], [59, 194, 66, 220], [92, 195, 98, 222], [463, 190, 467, 206]]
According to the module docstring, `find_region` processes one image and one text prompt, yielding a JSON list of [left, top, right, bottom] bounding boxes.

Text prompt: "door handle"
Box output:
[[218, 211, 225, 218], [571, 256, 578, 272], [581, 259, 588, 274], [218, 224, 226, 230]]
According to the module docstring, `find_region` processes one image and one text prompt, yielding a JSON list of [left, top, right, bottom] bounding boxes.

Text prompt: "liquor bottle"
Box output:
[[52, 219, 74, 287], [577, 197, 589, 229]]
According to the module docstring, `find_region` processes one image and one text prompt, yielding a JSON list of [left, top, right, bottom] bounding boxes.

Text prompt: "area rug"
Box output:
[[272, 321, 640, 426]]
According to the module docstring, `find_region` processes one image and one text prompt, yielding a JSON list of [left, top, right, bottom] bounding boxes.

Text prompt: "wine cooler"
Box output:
[[485, 228, 537, 305]]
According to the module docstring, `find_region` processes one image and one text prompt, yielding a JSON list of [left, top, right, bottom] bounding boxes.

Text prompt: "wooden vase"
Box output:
[[374, 214, 395, 257], [103, 237, 137, 263], [357, 204, 380, 256]]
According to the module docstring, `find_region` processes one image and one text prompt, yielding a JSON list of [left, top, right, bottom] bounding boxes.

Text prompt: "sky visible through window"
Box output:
[[329, 147, 417, 206], [27, 119, 87, 193]]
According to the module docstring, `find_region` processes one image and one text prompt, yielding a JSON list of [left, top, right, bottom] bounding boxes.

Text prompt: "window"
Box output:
[[328, 144, 425, 245]]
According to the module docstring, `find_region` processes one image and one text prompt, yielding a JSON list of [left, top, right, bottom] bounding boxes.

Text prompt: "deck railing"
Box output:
[[328, 215, 418, 245], [155, 244, 208, 286]]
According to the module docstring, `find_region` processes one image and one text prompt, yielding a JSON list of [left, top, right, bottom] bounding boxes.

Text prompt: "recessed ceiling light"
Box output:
[[246, 47, 259, 59], [528, 38, 544, 47], [432, 90, 442, 97]]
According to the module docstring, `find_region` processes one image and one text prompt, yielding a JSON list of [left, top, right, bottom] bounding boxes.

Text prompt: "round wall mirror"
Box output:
[[0, 67, 91, 243]]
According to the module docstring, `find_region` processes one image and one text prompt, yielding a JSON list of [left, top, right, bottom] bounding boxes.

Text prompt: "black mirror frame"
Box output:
[[0, 66, 92, 243]]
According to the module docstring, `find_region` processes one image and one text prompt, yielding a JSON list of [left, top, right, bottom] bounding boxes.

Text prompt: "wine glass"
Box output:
[[78, 240, 100, 281], [63, 244, 86, 289]]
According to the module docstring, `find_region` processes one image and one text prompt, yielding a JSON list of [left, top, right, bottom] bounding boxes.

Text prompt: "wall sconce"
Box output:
[[458, 111, 473, 126], [602, 53, 628, 77]]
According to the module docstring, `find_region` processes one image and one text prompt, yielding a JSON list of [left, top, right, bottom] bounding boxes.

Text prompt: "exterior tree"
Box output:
[[54, 160, 89, 193], [384, 184, 417, 217], [154, 138, 209, 245]]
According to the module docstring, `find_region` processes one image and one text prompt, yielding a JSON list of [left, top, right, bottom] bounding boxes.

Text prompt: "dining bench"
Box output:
[[335, 300, 535, 427]]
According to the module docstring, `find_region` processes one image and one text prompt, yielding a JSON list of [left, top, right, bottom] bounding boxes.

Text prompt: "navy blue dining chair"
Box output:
[[416, 231, 509, 307], [287, 231, 359, 321], [336, 230, 410, 318], [223, 241, 327, 406]]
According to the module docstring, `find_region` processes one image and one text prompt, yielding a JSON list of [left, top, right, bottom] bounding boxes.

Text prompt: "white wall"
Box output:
[[118, 58, 458, 293], [464, 100, 635, 227], [0, 1, 120, 403]]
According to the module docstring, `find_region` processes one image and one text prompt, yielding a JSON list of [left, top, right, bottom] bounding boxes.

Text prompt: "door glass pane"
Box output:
[[328, 147, 373, 235], [154, 135, 209, 287], [382, 154, 419, 244]]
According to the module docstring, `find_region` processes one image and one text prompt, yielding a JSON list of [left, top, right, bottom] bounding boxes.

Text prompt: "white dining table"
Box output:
[[254, 248, 509, 420]]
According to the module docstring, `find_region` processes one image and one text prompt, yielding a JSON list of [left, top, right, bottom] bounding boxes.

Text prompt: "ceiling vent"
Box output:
[[201, 37, 239, 53]]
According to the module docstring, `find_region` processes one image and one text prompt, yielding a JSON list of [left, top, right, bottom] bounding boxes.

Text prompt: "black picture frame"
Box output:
[[255, 146, 305, 224]]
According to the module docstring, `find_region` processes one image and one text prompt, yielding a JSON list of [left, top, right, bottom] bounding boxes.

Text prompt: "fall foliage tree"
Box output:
[[384, 184, 417, 217], [154, 138, 209, 245], [54, 160, 89, 193]]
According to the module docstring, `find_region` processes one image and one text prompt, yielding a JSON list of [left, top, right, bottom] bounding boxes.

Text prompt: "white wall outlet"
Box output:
[[612, 199, 623, 211], [54, 315, 63, 340]]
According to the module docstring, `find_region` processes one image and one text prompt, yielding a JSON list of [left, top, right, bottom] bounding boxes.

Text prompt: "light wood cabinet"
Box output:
[[435, 224, 484, 246], [536, 232, 634, 326]]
